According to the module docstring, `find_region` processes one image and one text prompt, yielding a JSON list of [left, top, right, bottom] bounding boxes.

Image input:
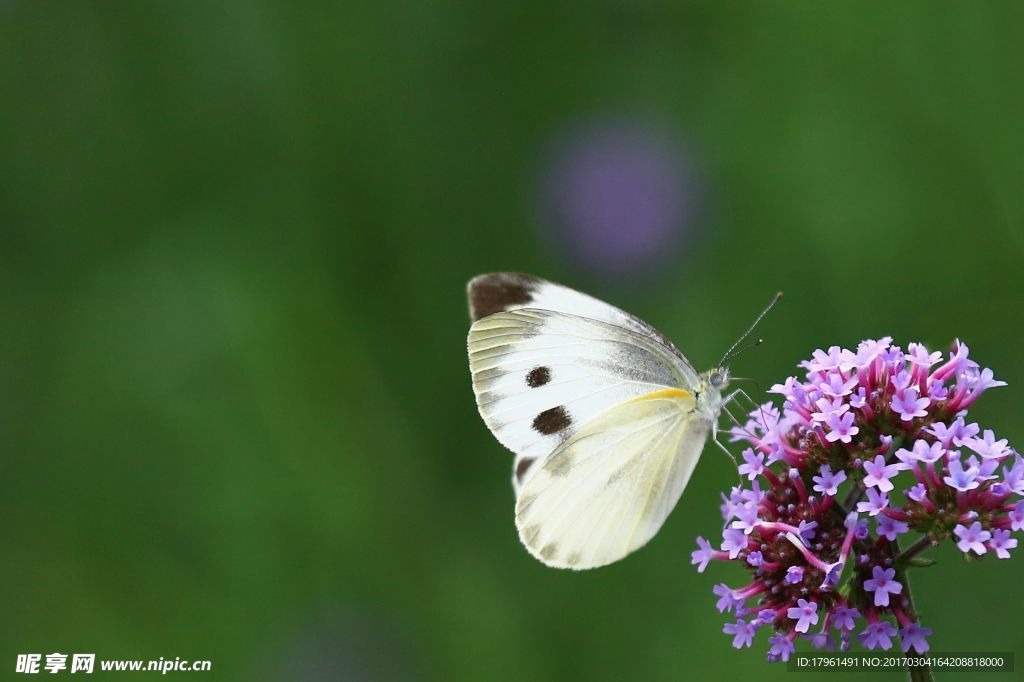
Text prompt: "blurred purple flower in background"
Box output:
[[536, 117, 700, 277]]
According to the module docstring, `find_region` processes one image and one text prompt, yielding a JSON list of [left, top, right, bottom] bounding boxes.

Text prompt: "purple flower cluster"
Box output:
[[692, 338, 1015, 661]]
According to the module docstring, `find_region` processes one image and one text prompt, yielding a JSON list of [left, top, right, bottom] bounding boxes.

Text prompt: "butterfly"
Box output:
[[466, 272, 780, 570]]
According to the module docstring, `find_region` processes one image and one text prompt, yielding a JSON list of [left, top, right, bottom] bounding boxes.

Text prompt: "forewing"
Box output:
[[467, 272, 698, 382], [515, 389, 712, 570], [468, 309, 690, 474]]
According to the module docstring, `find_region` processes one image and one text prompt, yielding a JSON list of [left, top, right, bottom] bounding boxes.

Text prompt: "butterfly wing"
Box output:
[[468, 308, 694, 488], [515, 388, 713, 570], [467, 273, 701, 490], [467, 272, 697, 377]]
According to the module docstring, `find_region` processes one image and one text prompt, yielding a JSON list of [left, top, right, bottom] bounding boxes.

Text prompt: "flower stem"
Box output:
[[841, 438, 905, 515], [842, 481, 866, 513], [891, 538, 933, 682], [896, 536, 935, 566], [909, 664, 934, 682], [907, 622, 934, 682]]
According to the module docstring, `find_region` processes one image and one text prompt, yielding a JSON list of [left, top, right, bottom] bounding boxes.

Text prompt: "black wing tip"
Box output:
[[466, 272, 543, 322], [467, 272, 541, 288]]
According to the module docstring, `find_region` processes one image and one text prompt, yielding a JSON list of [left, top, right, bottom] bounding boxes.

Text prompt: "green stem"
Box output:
[[908, 655, 934, 682], [842, 436, 905, 512], [891, 538, 934, 682], [841, 480, 865, 513], [896, 536, 935, 566]]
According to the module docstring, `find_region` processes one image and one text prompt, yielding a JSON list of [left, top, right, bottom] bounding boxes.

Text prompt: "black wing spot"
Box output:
[[532, 406, 571, 435], [467, 273, 537, 321], [515, 457, 536, 483], [525, 366, 551, 388]]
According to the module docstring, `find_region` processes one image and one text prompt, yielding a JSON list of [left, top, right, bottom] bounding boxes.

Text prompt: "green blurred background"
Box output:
[[2, 2, 1023, 680]]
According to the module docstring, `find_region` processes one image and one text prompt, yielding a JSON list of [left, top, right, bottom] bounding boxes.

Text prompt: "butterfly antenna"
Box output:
[[719, 291, 783, 367]]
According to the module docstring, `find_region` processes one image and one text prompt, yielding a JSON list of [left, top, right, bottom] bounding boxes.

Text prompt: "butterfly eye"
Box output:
[[709, 369, 729, 388]]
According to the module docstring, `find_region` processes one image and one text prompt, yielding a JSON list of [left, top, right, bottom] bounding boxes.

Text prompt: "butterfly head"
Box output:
[[707, 366, 730, 391], [696, 366, 730, 417]]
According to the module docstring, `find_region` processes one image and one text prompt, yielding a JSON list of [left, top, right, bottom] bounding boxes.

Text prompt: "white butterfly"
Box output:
[[466, 273, 779, 570]]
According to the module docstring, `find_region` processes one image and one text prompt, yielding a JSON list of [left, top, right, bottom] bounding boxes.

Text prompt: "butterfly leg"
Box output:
[[712, 392, 747, 483], [718, 390, 761, 442], [711, 432, 740, 478], [727, 387, 774, 437], [731, 387, 764, 413], [741, 388, 774, 440]]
